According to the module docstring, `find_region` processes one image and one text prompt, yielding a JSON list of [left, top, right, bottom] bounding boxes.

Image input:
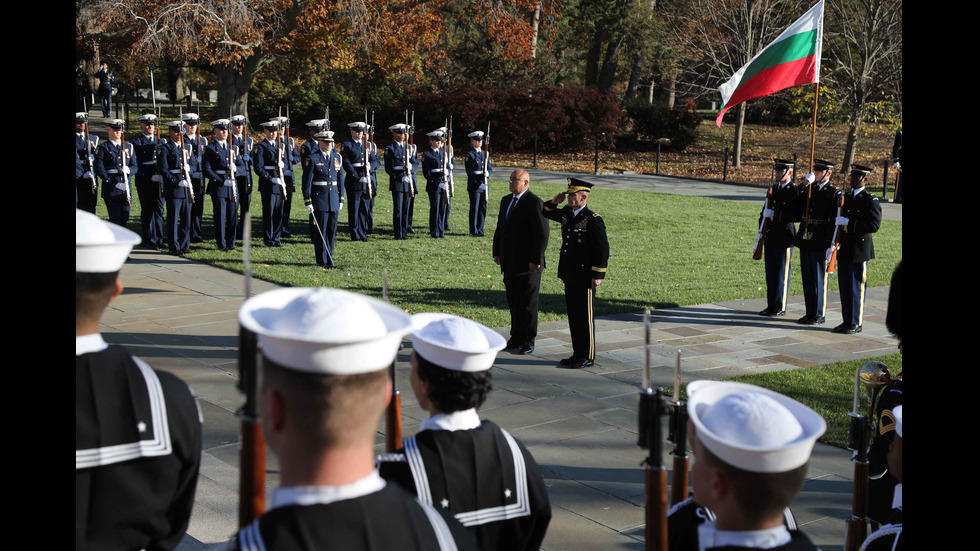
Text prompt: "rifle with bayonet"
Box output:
[[382, 268, 403, 452], [229, 110, 239, 204], [237, 213, 265, 526], [843, 361, 889, 551], [119, 126, 132, 207], [275, 108, 288, 200], [482, 122, 491, 206], [178, 126, 195, 204], [447, 116, 455, 200], [826, 191, 845, 274], [407, 111, 416, 198], [752, 166, 775, 260], [363, 108, 373, 198], [156, 109, 163, 199], [638, 309, 669, 551], [666, 350, 689, 507], [83, 107, 98, 195]]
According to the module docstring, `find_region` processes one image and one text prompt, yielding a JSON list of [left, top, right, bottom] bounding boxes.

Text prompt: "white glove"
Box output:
[[115, 182, 128, 191], [359, 176, 369, 184], [477, 183, 487, 193], [277, 160, 285, 168], [339, 202, 344, 211], [893, 162, 901, 170], [438, 182, 448, 191], [401, 176, 412, 185], [179, 179, 190, 188], [835, 216, 850, 226], [224, 179, 235, 187], [83, 170, 92, 178], [121, 165, 131, 175], [805, 172, 815, 184], [762, 208, 775, 219], [272, 177, 282, 185], [306, 204, 315, 214]]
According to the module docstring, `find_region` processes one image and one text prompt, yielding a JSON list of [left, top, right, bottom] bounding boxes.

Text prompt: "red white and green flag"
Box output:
[[716, 0, 824, 126]]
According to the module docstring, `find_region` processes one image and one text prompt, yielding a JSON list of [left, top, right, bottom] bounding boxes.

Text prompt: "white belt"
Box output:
[[169, 169, 183, 174], [431, 168, 443, 173], [141, 161, 156, 165], [352, 163, 365, 167], [312, 181, 336, 186], [215, 170, 227, 175], [264, 166, 278, 170], [473, 170, 484, 175], [393, 165, 405, 170], [106, 169, 121, 174]]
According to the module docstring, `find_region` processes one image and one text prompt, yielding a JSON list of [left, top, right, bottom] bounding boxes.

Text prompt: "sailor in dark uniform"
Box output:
[[832, 164, 882, 334], [378, 313, 551, 551], [180, 113, 208, 243], [366, 123, 381, 235], [542, 178, 610, 368], [464, 130, 492, 236], [668, 498, 802, 551], [422, 129, 450, 238], [757, 159, 800, 317], [132, 113, 166, 248], [230, 115, 254, 240], [301, 130, 344, 268], [300, 119, 326, 166], [252, 120, 287, 247], [76, 209, 202, 550], [794, 159, 839, 325], [861, 405, 902, 551], [384, 123, 418, 240], [203, 118, 245, 251], [270, 116, 300, 239], [341, 121, 373, 242], [158, 120, 196, 255], [234, 288, 477, 551], [93, 118, 137, 227], [869, 263, 902, 525], [76, 112, 100, 213], [679, 380, 826, 551]]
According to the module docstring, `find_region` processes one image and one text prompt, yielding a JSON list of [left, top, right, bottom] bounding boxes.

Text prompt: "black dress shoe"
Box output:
[[760, 308, 786, 317], [559, 356, 578, 366], [506, 340, 521, 350], [832, 323, 861, 334], [797, 315, 825, 325], [560, 357, 594, 369], [518, 344, 534, 355]]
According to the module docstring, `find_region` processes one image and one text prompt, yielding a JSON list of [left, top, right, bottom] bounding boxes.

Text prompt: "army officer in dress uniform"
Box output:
[[757, 158, 800, 318], [76, 209, 202, 550], [378, 313, 551, 551], [543, 178, 610, 369], [794, 159, 839, 325], [233, 288, 477, 551], [832, 164, 882, 334], [301, 130, 344, 269]]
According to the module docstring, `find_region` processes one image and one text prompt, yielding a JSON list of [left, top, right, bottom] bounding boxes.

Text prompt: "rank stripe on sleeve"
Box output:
[[75, 358, 173, 469]]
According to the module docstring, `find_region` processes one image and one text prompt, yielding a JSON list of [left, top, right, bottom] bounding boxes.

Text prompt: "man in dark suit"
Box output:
[[492, 169, 549, 355], [832, 164, 881, 334]]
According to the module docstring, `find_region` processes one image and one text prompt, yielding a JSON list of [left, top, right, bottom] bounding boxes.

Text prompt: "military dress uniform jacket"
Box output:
[[232, 134, 254, 189], [760, 183, 800, 248], [421, 147, 450, 193], [794, 182, 840, 251], [378, 420, 551, 551], [94, 140, 137, 202], [542, 204, 609, 287], [203, 141, 246, 196], [158, 139, 196, 200], [384, 142, 419, 193], [76, 340, 202, 550], [341, 139, 372, 191], [131, 134, 162, 185], [868, 378, 902, 524], [838, 189, 882, 263], [252, 139, 286, 196], [464, 148, 492, 192], [301, 147, 344, 211], [232, 479, 477, 551]]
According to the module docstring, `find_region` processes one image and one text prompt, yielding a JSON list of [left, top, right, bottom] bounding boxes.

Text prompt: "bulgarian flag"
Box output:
[[716, 0, 824, 126]]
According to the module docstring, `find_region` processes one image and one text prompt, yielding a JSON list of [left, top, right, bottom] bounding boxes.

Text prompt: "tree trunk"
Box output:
[[530, 2, 542, 59], [216, 60, 259, 124], [585, 21, 605, 87], [625, 53, 644, 101], [666, 71, 676, 107], [597, 36, 624, 93], [842, 123, 859, 175]]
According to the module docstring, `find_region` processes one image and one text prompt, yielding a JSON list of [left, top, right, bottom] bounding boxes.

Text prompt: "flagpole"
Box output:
[[808, 82, 819, 172]]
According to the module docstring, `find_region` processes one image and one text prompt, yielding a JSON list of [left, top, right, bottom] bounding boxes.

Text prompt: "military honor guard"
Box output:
[[464, 130, 492, 236], [301, 130, 344, 268], [271, 116, 300, 239], [94, 118, 137, 227], [300, 119, 326, 165], [230, 115, 254, 240], [543, 178, 610, 368], [422, 128, 451, 238], [76, 112, 100, 213], [378, 313, 552, 550], [252, 119, 287, 247], [384, 123, 419, 240], [861, 405, 902, 551], [76, 209, 202, 550], [203, 118, 245, 251], [181, 113, 208, 243], [678, 380, 825, 551], [233, 288, 477, 551], [158, 120, 196, 255], [832, 164, 882, 334], [794, 159, 839, 325], [341, 121, 374, 242], [757, 159, 800, 317], [493, 170, 549, 355], [132, 113, 166, 248], [366, 123, 381, 235]]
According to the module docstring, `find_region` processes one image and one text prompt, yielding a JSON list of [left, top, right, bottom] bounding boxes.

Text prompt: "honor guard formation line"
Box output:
[[78, 106, 901, 550]]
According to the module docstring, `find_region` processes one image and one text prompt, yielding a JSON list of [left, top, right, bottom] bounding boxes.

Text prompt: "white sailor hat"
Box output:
[[261, 120, 281, 131], [210, 118, 231, 129], [272, 116, 289, 125], [230, 115, 247, 125], [76, 112, 88, 123], [686, 380, 826, 474], [426, 129, 445, 140], [239, 288, 413, 375], [894, 405, 902, 438], [138, 113, 157, 124], [410, 313, 506, 372], [180, 113, 200, 124], [467, 131, 485, 140], [389, 123, 410, 134], [76, 209, 141, 273], [106, 119, 126, 129], [314, 130, 335, 141], [167, 120, 185, 130], [306, 119, 327, 128], [348, 121, 369, 131]]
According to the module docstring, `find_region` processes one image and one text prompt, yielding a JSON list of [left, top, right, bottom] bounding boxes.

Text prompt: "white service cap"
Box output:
[[411, 313, 506, 372], [76, 209, 141, 273]]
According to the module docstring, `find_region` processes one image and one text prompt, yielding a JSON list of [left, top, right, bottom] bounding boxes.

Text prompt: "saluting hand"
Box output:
[[551, 192, 566, 204]]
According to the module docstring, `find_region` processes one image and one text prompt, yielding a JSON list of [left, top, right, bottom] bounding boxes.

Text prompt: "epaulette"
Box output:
[[376, 452, 407, 463], [592, 212, 602, 218]]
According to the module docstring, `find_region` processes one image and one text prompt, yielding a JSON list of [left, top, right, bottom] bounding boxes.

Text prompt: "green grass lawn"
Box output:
[[105, 169, 902, 327]]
